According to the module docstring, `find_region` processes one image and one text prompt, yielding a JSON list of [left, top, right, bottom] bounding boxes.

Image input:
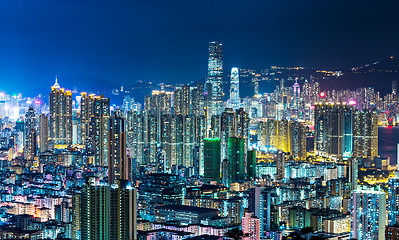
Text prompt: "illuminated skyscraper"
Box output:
[[79, 178, 137, 240], [126, 111, 145, 165], [229, 67, 240, 110], [89, 96, 110, 166], [388, 174, 399, 226], [108, 110, 128, 184], [207, 41, 223, 116], [49, 78, 73, 147], [289, 121, 306, 160], [24, 106, 37, 160], [314, 103, 353, 159], [352, 109, 378, 158], [351, 185, 386, 240]]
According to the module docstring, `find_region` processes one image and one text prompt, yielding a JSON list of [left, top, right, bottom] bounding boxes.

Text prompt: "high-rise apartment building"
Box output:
[[49, 79, 73, 148], [24, 106, 37, 160], [79, 178, 137, 240], [108, 110, 128, 184], [314, 103, 353, 159], [352, 109, 378, 158], [351, 185, 386, 240]]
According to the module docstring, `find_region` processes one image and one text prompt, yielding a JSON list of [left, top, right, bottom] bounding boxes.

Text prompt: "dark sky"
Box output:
[[0, 0, 398, 95]]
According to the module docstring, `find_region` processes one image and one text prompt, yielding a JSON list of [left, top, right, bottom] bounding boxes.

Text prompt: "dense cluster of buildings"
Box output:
[[0, 41, 398, 239]]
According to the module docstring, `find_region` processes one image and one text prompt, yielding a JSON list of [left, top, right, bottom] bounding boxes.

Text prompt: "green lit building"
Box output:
[[204, 138, 221, 183], [227, 137, 245, 184], [247, 150, 256, 180]]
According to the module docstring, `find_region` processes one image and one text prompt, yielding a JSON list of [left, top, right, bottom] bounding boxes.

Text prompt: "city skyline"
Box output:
[[1, 1, 399, 96]]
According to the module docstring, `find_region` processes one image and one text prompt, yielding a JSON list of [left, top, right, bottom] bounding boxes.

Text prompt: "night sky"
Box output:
[[1, 0, 398, 95]]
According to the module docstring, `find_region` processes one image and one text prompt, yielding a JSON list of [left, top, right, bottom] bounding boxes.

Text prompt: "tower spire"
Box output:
[[53, 75, 60, 89]]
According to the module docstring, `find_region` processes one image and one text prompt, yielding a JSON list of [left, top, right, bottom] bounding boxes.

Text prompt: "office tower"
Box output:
[[314, 103, 353, 159], [24, 106, 37, 160], [79, 178, 137, 240], [276, 150, 285, 180], [38, 114, 48, 153], [289, 121, 306, 160], [242, 212, 261, 240], [351, 185, 386, 240], [126, 111, 145, 165], [72, 195, 81, 240], [89, 96, 110, 166], [227, 137, 246, 185], [108, 110, 128, 184], [388, 175, 399, 226], [393, 81, 397, 95], [207, 41, 223, 116], [229, 67, 240, 110], [352, 109, 378, 158], [204, 138, 221, 183], [49, 78, 73, 147]]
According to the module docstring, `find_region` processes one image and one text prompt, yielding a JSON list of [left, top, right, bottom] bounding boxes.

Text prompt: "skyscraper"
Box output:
[[229, 67, 240, 110], [352, 109, 378, 158], [108, 110, 128, 184], [24, 106, 37, 160], [49, 78, 73, 148], [79, 178, 137, 240], [314, 103, 353, 160], [351, 185, 386, 240], [89, 96, 110, 166], [227, 137, 246, 185], [388, 174, 399, 226], [207, 41, 223, 116]]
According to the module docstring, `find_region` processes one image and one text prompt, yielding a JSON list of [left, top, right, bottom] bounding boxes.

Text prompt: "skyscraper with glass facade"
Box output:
[[207, 41, 223, 117]]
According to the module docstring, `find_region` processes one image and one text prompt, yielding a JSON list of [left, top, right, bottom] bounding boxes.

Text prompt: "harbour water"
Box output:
[[378, 126, 399, 165]]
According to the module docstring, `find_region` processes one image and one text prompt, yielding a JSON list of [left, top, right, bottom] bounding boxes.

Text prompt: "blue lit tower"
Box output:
[[351, 185, 386, 240], [229, 67, 240, 110], [388, 173, 399, 226], [207, 41, 223, 116]]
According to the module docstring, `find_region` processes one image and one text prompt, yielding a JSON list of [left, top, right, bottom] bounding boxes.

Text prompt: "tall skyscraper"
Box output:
[[351, 185, 386, 240], [207, 41, 223, 116], [388, 174, 399, 226], [24, 106, 37, 160], [79, 178, 137, 240], [352, 109, 378, 158], [314, 103, 353, 160], [89, 96, 110, 166], [108, 110, 128, 184], [49, 78, 73, 148], [229, 67, 240, 110]]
